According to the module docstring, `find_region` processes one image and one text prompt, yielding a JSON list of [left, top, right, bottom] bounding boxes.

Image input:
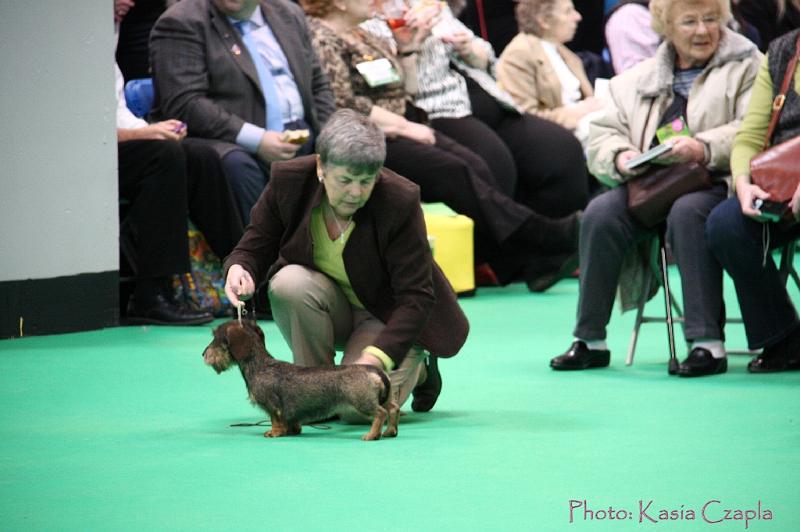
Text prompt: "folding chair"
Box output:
[[626, 237, 799, 368]]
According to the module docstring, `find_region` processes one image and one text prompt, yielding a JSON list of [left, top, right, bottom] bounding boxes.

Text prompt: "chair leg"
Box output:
[[626, 272, 652, 366]]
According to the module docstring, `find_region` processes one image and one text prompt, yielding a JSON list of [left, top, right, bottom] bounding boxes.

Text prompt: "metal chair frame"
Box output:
[[626, 239, 799, 366]]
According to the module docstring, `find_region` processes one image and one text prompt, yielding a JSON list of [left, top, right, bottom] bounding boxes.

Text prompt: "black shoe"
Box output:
[[676, 347, 727, 377], [127, 293, 214, 326], [747, 329, 800, 373], [412, 355, 442, 412], [550, 341, 610, 370], [524, 251, 579, 292]]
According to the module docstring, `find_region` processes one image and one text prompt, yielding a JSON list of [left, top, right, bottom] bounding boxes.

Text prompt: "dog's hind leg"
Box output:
[[361, 405, 388, 441], [382, 401, 399, 438], [265, 415, 290, 438]]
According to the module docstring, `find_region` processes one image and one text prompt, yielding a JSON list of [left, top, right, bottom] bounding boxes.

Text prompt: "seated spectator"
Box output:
[[605, 1, 660, 73], [224, 109, 469, 414], [738, 0, 800, 52], [299, 0, 581, 289], [496, 0, 605, 144], [149, 0, 336, 224], [116, 64, 215, 325], [363, 0, 589, 291], [549, 0, 762, 377], [706, 28, 800, 373]]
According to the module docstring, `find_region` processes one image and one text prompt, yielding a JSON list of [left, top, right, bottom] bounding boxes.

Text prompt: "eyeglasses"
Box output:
[[676, 15, 721, 31]]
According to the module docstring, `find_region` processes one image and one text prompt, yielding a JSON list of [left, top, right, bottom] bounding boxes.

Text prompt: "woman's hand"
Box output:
[[615, 149, 646, 177], [225, 264, 255, 307], [654, 136, 706, 165], [393, 3, 437, 53], [352, 351, 386, 370], [736, 179, 771, 220], [789, 182, 800, 220], [398, 121, 436, 145]]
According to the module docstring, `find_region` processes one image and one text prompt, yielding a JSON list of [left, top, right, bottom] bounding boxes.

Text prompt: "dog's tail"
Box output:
[[367, 366, 392, 405]]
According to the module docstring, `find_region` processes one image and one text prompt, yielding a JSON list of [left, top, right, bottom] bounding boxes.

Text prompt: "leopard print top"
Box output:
[[307, 17, 407, 117]]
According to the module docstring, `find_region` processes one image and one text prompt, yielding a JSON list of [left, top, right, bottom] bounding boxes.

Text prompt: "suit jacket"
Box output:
[[223, 156, 469, 365], [149, 0, 335, 156], [497, 33, 593, 130]]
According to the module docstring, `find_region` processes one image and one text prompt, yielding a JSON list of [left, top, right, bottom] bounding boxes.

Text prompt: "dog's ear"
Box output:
[[226, 324, 255, 362], [244, 320, 266, 347]]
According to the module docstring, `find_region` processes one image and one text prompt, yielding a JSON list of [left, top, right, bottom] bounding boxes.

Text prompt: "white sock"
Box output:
[[577, 338, 608, 351], [691, 339, 726, 359]]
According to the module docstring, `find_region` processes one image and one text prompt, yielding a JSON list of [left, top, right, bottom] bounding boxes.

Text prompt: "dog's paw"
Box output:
[[361, 432, 381, 441], [381, 427, 398, 438]]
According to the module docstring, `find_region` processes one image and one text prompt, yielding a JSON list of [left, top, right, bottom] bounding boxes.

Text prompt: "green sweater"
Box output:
[[730, 54, 800, 187]]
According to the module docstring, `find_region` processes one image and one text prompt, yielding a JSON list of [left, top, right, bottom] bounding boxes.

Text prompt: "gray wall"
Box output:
[[0, 1, 118, 283]]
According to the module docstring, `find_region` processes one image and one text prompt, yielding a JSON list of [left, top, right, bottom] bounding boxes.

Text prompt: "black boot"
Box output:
[[127, 277, 213, 325], [412, 355, 442, 413], [512, 211, 581, 254]]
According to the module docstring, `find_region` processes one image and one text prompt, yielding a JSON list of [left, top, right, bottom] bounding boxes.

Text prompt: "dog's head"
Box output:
[[202, 320, 267, 374]]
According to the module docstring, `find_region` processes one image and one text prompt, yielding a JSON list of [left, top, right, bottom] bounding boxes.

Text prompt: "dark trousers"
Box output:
[[118, 139, 189, 279], [221, 119, 314, 225], [383, 132, 533, 262], [435, 81, 590, 218], [574, 183, 728, 342], [706, 197, 800, 349], [182, 138, 244, 259]]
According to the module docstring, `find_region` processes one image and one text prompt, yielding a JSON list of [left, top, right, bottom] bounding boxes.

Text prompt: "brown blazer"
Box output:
[[223, 156, 469, 364], [149, 0, 336, 156], [497, 33, 593, 130]]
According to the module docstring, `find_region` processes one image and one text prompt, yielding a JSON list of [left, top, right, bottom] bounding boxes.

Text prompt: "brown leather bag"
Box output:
[[627, 162, 712, 227], [626, 99, 712, 228], [750, 33, 800, 204]]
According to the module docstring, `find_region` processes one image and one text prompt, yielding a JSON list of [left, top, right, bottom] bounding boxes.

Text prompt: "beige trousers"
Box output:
[[268, 265, 426, 418]]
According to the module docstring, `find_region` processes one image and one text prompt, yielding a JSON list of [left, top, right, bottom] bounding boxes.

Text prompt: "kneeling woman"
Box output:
[[224, 110, 469, 413]]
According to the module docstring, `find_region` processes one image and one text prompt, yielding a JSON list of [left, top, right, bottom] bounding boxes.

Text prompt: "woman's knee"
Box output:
[[268, 265, 329, 306], [705, 197, 747, 252]]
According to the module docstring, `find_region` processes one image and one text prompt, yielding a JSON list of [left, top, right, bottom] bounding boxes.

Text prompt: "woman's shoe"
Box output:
[[676, 347, 727, 377], [550, 341, 610, 370]]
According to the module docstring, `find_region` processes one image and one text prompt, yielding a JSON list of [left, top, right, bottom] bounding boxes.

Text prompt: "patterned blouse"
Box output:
[[306, 17, 407, 117]]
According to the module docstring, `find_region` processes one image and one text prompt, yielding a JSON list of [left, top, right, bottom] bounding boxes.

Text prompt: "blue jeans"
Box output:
[[706, 197, 800, 349]]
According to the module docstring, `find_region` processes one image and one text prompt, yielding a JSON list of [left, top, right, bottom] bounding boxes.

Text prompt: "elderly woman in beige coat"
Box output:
[[496, 0, 604, 133], [549, 0, 762, 377]]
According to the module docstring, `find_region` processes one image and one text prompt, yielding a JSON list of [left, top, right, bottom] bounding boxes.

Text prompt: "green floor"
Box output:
[[1, 270, 799, 531]]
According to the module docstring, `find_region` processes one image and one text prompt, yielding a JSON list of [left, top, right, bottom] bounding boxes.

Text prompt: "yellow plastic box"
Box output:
[[422, 203, 475, 296]]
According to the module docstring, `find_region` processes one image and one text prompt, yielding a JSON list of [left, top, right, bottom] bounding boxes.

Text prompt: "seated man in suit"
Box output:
[[149, 0, 336, 224]]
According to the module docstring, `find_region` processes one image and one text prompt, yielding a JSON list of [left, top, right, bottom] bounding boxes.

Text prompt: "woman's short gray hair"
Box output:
[[316, 109, 386, 175], [650, 0, 732, 37], [516, 0, 560, 36]]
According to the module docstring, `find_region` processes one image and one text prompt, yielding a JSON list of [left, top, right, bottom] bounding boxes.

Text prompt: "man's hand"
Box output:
[[117, 120, 187, 142], [736, 179, 771, 221], [256, 130, 302, 163], [224, 264, 255, 307]]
